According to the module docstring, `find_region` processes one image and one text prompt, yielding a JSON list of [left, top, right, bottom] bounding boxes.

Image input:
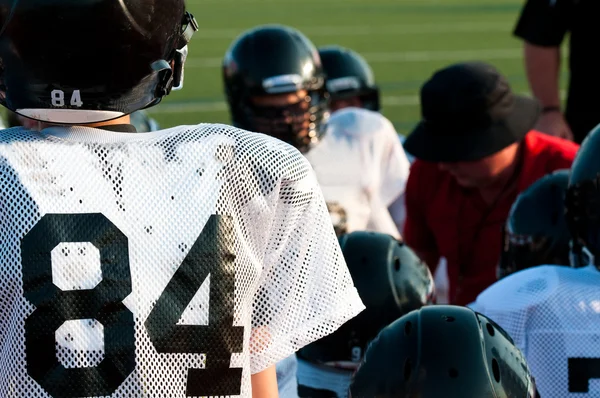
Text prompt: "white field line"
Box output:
[[191, 22, 511, 39], [150, 90, 567, 114], [186, 48, 521, 68]]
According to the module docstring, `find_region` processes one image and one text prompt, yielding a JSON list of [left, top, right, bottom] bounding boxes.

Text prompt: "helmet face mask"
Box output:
[[242, 87, 329, 152], [223, 25, 330, 152], [499, 232, 570, 279], [498, 169, 572, 278], [0, 2, 198, 124]]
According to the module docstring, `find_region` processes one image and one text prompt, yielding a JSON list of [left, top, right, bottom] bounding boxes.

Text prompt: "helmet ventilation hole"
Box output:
[[442, 315, 455, 322], [404, 321, 412, 336], [394, 257, 401, 271], [492, 358, 501, 382], [403, 358, 412, 381], [486, 323, 495, 337], [448, 368, 459, 378]]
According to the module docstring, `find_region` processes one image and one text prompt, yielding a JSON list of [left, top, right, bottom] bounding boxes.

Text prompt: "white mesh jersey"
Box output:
[[0, 124, 365, 398], [304, 107, 410, 238], [473, 265, 600, 398]]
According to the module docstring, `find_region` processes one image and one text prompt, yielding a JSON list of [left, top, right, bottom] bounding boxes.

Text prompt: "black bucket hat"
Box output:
[[404, 62, 541, 163]]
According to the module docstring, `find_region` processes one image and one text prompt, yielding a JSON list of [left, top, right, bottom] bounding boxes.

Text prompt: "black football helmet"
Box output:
[[566, 124, 600, 268], [319, 46, 380, 112], [350, 305, 539, 398], [498, 169, 572, 278], [297, 232, 435, 367], [0, 0, 198, 124], [223, 25, 329, 153]]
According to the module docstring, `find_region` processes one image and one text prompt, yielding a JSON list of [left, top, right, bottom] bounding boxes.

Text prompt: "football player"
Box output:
[[318, 46, 380, 113], [350, 305, 539, 397], [0, 2, 365, 398], [222, 25, 410, 239], [498, 169, 573, 279], [473, 126, 600, 397], [317, 45, 415, 235], [296, 231, 435, 398]]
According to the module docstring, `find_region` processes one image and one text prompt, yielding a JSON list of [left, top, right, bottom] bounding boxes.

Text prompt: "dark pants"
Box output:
[[567, 111, 600, 144], [298, 385, 338, 398]]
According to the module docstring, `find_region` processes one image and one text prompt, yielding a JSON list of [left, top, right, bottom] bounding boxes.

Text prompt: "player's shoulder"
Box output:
[[475, 265, 565, 313], [0, 126, 38, 143], [325, 107, 396, 140], [191, 123, 311, 182], [0, 127, 41, 162]]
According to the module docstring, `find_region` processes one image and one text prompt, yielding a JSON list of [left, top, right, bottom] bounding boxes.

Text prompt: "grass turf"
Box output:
[[148, 0, 569, 135]]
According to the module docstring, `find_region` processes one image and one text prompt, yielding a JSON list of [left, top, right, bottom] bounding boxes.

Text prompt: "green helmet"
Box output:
[[350, 305, 538, 398], [298, 232, 435, 366]]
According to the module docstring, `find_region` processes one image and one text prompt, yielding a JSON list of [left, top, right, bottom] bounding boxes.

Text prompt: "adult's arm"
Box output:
[[514, 0, 572, 139]]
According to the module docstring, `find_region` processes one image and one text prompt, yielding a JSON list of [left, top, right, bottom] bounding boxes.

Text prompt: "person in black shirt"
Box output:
[[514, 0, 599, 144]]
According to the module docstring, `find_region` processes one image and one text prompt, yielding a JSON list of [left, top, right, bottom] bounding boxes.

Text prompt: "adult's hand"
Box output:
[[535, 111, 574, 141]]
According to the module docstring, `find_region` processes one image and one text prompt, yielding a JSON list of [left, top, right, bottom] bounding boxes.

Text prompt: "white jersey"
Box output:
[[473, 265, 600, 398], [0, 124, 364, 398], [305, 107, 410, 238]]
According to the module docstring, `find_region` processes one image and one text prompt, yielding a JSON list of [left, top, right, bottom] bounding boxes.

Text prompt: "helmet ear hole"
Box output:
[[492, 358, 501, 383], [486, 323, 495, 337], [404, 321, 412, 336], [403, 358, 412, 381], [394, 257, 401, 272]]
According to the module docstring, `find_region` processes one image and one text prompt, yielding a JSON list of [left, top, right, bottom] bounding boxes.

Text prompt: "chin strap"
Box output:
[[179, 12, 199, 48], [154, 12, 199, 97]]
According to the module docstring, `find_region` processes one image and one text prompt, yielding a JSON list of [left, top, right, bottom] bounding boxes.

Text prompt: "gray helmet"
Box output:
[[350, 305, 539, 398], [298, 232, 435, 366]]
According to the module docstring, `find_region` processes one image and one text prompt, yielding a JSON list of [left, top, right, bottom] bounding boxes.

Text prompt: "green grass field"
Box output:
[[148, 0, 568, 136]]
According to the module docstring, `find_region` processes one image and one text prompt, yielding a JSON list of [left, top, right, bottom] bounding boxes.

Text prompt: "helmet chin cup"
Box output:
[[172, 45, 189, 91]]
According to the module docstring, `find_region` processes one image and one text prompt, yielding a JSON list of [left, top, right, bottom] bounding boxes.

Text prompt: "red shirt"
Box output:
[[403, 131, 579, 305]]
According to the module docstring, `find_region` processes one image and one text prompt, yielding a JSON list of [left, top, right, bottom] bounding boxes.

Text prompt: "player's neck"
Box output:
[[37, 115, 132, 130], [478, 145, 523, 205]]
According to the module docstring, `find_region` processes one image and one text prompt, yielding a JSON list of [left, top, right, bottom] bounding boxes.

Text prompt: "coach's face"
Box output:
[[438, 143, 520, 188]]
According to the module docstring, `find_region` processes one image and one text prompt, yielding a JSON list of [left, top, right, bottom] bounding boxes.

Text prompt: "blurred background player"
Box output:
[[296, 231, 435, 397], [317, 44, 414, 234], [318, 46, 380, 113], [473, 126, 600, 397], [498, 169, 573, 279], [222, 25, 410, 239], [222, 26, 409, 396], [350, 305, 539, 398], [0, 2, 365, 397]]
